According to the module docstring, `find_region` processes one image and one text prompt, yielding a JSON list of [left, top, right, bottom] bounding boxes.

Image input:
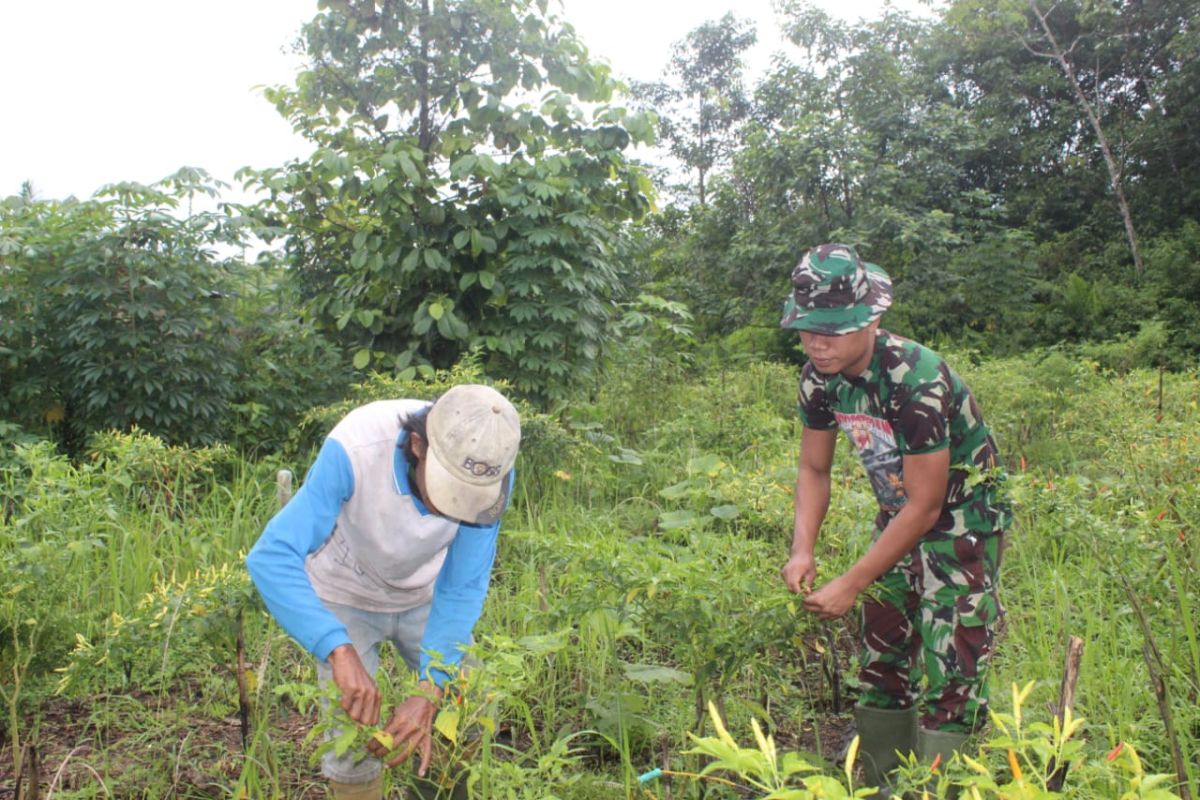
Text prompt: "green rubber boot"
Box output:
[[408, 773, 469, 800], [917, 728, 971, 799], [854, 705, 917, 799]]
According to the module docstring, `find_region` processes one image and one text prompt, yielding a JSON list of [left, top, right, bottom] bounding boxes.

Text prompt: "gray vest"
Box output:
[[305, 400, 460, 612]]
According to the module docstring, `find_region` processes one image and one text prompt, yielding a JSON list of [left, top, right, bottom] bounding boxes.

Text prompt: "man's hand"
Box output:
[[327, 644, 381, 727], [369, 681, 444, 776], [802, 573, 864, 620], [781, 551, 817, 595]]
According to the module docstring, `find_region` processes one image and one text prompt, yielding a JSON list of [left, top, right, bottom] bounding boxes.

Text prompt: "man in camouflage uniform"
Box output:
[[778, 244, 1010, 797]]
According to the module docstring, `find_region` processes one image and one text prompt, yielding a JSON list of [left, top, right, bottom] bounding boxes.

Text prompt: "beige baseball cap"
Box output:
[[424, 384, 521, 525]]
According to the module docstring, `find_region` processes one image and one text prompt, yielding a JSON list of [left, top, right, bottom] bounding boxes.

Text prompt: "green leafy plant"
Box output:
[[242, 0, 657, 403], [55, 562, 258, 694], [889, 682, 1187, 799], [676, 701, 873, 799], [0, 170, 246, 452], [657, 452, 739, 531]]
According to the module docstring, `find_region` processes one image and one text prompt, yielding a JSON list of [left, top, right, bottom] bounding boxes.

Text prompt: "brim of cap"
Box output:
[[423, 444, 511, 525], [779, 263, 893, 334]]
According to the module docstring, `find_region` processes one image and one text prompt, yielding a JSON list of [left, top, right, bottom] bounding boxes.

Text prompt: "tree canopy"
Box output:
[[245, 0, 656, 402], [4, 0, 1200, 454]]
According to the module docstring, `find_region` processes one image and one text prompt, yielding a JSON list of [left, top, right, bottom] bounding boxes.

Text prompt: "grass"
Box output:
[[2, 354, 1197, 797]]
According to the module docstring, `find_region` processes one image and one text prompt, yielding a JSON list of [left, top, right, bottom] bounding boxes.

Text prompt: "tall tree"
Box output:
[[1025, 0, 1142, 274], [247, 0, 655, 402], [938, 0, 1200, 255], [672, 3, 1024, 342], [634, 13, 756, 207]]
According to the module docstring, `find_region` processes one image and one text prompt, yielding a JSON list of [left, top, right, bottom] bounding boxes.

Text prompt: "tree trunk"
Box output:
[[1028, 1, 1144, 275], [697, 94, 708, 208], [418, 0, 431, 154]]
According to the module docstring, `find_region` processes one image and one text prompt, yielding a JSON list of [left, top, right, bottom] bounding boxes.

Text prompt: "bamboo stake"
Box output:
[[1047, 636, 1084, 791]]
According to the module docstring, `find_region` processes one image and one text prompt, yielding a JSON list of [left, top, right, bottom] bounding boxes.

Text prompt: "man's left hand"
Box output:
[[368, 682, 444, 776], [802, 574, 862, 620]]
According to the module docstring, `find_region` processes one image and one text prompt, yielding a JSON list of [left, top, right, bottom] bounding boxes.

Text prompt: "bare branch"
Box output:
[[1026, 0, 1145, 275]]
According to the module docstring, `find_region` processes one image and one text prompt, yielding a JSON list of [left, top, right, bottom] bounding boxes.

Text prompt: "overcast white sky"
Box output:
[[0, 0, 932, 202]]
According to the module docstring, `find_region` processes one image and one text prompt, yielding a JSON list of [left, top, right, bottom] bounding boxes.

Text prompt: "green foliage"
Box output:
[[1137, 221, 1200, 368], [244, 0, 656, 403], [5, 347, 1199, 793], [0, 170, 241, 452], [893, 683, 1185, 799], [0, 428, 271, 690], [1, 442, 114, 673], [224, 258, 353, 455], [683, 702, 869, 798], [0, 441, 89, 775], [86, 427, 242, 512], [56, 562, 256, 694], [679, 687, 1185, 799], [632, 13, 757, 206], [632, 0, 1200, 365]]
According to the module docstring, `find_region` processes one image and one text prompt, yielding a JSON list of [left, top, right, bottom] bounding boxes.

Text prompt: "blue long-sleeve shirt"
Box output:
[[246, 400, 510, 685]]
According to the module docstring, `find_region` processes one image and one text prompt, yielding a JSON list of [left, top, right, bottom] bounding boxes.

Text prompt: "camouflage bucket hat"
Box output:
[[779, 243, 893, 334]]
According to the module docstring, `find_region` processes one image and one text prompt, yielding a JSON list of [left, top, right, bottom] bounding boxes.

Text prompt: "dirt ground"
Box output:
[[2, 630, 859, 799], [2, 697, 856, 799], [0, 692, 313, 799]]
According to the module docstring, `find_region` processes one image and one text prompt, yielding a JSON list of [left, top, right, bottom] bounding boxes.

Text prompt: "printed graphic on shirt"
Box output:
[[835, 411, 907, 512]]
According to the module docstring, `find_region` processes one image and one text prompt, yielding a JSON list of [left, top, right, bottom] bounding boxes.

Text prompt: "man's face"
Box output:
[[410, 432, 450, 518], [797, 321, 879, 376]]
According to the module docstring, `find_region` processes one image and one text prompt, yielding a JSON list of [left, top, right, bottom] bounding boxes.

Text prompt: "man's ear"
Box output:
[[409, 431, 428, 459]]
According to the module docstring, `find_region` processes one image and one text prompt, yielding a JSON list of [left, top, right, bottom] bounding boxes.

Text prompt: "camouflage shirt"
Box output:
[[798, 330, 1010, 536]]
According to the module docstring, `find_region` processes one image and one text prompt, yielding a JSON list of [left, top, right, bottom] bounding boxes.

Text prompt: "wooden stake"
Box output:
[[1047, 636, 1084, 791], [1157, 365, 1165, 423], [236, 609, 250, 751], [276, 469, 294, 508]]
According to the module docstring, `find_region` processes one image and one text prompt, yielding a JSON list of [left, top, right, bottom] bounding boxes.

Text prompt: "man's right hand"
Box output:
[[327, 644, 381, 726], [781, 551, 817, 595]]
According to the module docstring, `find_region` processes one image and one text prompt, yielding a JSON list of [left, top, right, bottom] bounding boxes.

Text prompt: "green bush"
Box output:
[[0, 172, 241, 453]]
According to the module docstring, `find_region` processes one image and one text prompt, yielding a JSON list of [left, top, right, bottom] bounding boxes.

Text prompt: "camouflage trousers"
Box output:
[[857, 529, 1005, 732]]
